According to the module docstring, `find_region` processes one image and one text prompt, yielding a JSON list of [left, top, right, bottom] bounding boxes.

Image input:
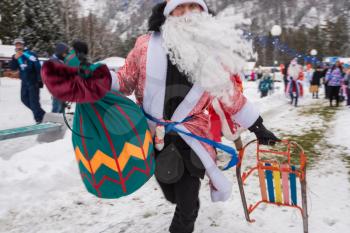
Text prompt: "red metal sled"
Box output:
[[236, 140, 308, 233]]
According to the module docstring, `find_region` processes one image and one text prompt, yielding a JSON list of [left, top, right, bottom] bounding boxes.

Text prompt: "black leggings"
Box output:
[[329, 86, 341, 106]]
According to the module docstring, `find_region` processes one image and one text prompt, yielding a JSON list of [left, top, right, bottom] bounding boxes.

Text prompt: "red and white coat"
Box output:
[[111, 33, 259, 202]]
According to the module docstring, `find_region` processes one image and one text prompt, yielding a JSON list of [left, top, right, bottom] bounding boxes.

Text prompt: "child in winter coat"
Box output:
[[259, 72, 273, 98]]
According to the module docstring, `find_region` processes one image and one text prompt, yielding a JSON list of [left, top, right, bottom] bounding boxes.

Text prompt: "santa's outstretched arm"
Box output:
[[110, 38, 144, 96], [219, 78, 280, 145]]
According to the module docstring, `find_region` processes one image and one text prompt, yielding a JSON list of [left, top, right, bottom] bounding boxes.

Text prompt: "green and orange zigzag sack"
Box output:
[[42, 50, 155, 199]]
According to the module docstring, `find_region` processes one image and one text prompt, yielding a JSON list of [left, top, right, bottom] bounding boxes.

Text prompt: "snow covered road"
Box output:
[[0, 78, 349, 233]]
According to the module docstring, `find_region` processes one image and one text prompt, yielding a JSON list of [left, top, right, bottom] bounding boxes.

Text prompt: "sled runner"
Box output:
[[36, 112, 73, 143], [236, 140, 308, 233]]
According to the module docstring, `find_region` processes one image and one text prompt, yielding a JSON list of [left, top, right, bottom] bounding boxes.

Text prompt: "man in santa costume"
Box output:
[[107, 1, 279, 232]]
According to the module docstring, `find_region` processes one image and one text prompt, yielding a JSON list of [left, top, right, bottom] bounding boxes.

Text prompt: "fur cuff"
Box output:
[[41, 61, 112, 103]]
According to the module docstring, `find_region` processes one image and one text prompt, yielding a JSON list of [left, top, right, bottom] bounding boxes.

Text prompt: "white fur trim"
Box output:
[[232, 101, 260, 129], [144, 32, 168, 136], [110, 71, 119, 91], [212, 99, 245, 141], [171, 84, 205, 122], [164, 0, 208, 16], [176, 124, 233, 202]]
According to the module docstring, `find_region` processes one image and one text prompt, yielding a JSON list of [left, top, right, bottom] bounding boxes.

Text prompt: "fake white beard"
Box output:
[[161, 10, 254, 98]]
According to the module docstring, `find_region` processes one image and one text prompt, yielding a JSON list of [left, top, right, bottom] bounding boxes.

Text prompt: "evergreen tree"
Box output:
[[334, 16, 349, 56], [0, 0, 25, 45], [59, 0, 81, 44], [21, 0, 64, 56]]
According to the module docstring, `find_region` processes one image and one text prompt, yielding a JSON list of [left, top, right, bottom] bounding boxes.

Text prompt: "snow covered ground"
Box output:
[[0, 77, 349, 233], [0, 79, 53, 160]]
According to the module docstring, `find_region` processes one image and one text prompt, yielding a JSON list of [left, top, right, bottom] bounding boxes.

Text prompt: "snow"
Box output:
[[329, 108, 350, 152], [78, 0, 106, 16], [0, 45, 15, 58], [98, 57, 125, 72], [299, 7, 321, 28], [0, 78, 350, 233], [0, 78, 53, 160]]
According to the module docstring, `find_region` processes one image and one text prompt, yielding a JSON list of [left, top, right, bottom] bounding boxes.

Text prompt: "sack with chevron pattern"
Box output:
[[42, 51, 155, 199]]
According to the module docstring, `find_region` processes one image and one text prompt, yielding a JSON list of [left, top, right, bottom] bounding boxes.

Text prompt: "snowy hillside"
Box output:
[[79, 0, 350, 37], [1, 77, 350, 233], [79, 0, 106, 16]]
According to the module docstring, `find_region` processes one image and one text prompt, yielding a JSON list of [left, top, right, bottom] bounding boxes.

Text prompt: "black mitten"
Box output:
[[249, 116, 280, 145]]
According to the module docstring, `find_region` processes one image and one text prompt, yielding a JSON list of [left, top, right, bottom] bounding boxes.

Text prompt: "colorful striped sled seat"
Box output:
[[236, 140, 308, 233]]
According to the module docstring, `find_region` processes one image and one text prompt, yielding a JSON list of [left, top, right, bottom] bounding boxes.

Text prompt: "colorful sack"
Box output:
[[42, 51, 155, 199]]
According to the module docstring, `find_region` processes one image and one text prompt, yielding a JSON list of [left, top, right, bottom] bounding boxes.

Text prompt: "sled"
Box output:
[[0, 113, 71, 142], [0, 122, 62, 141], [236, 140, 308, 233]]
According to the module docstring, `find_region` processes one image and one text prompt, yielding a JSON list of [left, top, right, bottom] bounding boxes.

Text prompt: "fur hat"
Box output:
[[163, 0, 208, 16]]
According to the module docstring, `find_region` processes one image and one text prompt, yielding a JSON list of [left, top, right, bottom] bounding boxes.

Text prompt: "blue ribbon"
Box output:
[[143, 110, 238, 170]]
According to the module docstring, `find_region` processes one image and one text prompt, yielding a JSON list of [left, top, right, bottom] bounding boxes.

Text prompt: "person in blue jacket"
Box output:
[[10, 38, 46, 123]]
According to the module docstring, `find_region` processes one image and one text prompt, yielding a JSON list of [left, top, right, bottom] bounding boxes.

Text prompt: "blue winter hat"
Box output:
[[55, 42, 69, 56]]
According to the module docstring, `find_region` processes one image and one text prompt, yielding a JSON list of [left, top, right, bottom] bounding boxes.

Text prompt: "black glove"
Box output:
[[249, 116, 280, 145], [38, 80, 44, 89]]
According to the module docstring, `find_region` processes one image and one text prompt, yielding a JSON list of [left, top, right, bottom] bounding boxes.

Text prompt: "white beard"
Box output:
[[161, 9, 254, 99]]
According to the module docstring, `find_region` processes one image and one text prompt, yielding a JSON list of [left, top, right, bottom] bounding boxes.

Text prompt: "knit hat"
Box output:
[[55, 42, 69, 56], [163, 0, 208, 16], [13, 38, 25, 45]]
